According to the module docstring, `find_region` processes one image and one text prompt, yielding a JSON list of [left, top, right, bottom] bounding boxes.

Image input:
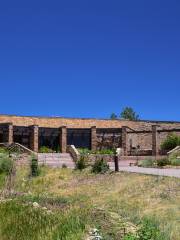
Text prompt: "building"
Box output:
[[0, 114, 180, 156]]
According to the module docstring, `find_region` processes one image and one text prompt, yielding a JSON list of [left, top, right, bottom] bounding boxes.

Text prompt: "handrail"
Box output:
[[0, 142, 36, 155]]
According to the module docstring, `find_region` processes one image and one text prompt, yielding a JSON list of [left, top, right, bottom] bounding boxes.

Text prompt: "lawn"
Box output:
[[0, 166, 179, 240]]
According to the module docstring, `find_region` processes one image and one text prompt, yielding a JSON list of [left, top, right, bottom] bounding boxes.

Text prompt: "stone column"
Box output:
[[3, 123, 13, 144], [122, 126, 127, 156], [91, 126, 97, 151], [59, 126, 67, 153], [30, 125, 39, 152], [152, 125, 158, 156]]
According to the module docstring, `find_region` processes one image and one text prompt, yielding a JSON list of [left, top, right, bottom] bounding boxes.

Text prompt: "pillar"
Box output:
[[91, 126, 97, 151], [4, 123, 13, 144], [59, 126, 67, 153], [8, 123, 13, 144], [122, 126, 127, 156], [30, 125, 39, 152], [152, 125, 158, 156]]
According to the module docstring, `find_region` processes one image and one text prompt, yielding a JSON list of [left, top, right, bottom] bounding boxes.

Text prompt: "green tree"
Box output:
[[120, 107, 139, 121], [110, 113, 118, 119]]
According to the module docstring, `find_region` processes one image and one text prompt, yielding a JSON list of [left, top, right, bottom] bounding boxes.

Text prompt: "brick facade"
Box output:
[[59, 126, 67, 153], [91, 126, 97, 151], [0, 114, 180, 155]]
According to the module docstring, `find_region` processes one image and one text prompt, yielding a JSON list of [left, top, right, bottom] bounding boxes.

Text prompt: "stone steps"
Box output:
[[38, 153, 75, 168]]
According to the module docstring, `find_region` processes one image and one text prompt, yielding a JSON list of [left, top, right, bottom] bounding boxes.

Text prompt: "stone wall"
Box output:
[[0, 115, 180, 155], [0, 114, 180, 129], [96, 128, 122, 149]]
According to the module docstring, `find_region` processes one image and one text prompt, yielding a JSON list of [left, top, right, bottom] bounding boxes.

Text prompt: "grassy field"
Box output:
[[0, 166, 179, 240]]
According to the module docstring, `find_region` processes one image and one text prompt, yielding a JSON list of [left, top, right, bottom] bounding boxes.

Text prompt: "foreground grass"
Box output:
[[0, 166, 180, 239]]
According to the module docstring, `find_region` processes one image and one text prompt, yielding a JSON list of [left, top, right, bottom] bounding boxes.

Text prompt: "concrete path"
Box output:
[[118, 166, 180, 178]]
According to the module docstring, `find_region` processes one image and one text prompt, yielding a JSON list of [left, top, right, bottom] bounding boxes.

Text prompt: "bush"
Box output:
[[75, 155, 87, 170], [39, 146, 54, 153], [161, 134, 180, 151], [0, 147, 8, 154], [138, 159, 155, 168], [137, 217, 165, 240], [31, 156, 40, 177], [62, 163, 67, 168], [92, 159, 109, 174], [0, 156, 13, 174], [170, 158, 180, 166], [157, 158, 170, 167], [78, 148, 115, 155]]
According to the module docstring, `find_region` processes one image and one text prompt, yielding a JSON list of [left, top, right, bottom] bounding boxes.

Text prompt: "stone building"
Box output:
[[0, 114, 180, 156]]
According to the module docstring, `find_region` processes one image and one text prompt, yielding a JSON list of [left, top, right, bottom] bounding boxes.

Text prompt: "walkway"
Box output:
[[118, 166, 180, 178]]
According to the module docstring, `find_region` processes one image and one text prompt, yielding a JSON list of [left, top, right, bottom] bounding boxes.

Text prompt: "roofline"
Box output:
[[0, 113, 180, 124]]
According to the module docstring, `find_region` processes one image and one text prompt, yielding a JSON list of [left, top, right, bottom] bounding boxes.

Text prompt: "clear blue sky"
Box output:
[[0, 0, 180, 121]]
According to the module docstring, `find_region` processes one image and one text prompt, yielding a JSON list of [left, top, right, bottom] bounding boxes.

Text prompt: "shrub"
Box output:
[[138, 159, 155, 168], [75, 155, 87, 170], [156, 158, 170, 167], [161, 133, 180, 151], [78, 148, 115, 155], [170, 158, 180, 166], [92, 158, 109, 174], [137, 217, 165, 240], [0, 156, 13, 174], [92, 149, 115, 155], [62, 163, 67, 168], [31, 156, 40, 177], [0, 147, 8, 154], [39, 146, 54, 153]]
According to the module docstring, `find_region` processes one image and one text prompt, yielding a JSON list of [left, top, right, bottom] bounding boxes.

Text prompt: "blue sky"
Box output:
[[0, 0, 180, 121]]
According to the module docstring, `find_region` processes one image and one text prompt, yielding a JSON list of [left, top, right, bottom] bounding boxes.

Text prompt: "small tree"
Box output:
[[110, 113, 118, 120], [161, 133, 180, 151], [31, 155, 40, 177], [120, 107, 139, 121]]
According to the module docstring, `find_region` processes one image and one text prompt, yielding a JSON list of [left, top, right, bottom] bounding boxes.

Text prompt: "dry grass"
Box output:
[[1, 166, 180, 239]]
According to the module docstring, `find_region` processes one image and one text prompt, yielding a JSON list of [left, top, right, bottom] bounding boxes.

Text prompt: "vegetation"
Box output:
[[110, 113, 118, 120], [138, 159, 155, 168], [75, 155, 88, 170], [0, 162, 179, 239], [92, 158, 109, 173], [110, 106, 140, 121], [39, 146, 54, 153], [156, 158, 170, 167], [31, 155, 40, 176], [78, 148, 115, 155], [160, 133, 180, 151], [0, 151, 13, 174], [138, 157, 180, 168], [170, 158, 180, 166], [120, 107, 139, 121]]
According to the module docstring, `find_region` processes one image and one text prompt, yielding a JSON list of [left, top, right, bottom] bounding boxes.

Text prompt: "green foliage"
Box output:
[[0, 199, 89, 240], [120, 107, 139, 121], [160, 133, 180, 151], [0, 153, 13, 174], [137, 217, 165, 240], [31, 156, 40, 177], [157, 158, 170, 167], [110, 113, 118, 119], [138, 159, 155, 168], [123, 234, 137, 240], [78, 148, 115, 155], [170, 158, 180, 166], [92, 158, 109, 174], [123, 218, 166, 240], [0, 147, 8, 153], [75, 155, 87, 170], [39, 146, 54, 153]]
